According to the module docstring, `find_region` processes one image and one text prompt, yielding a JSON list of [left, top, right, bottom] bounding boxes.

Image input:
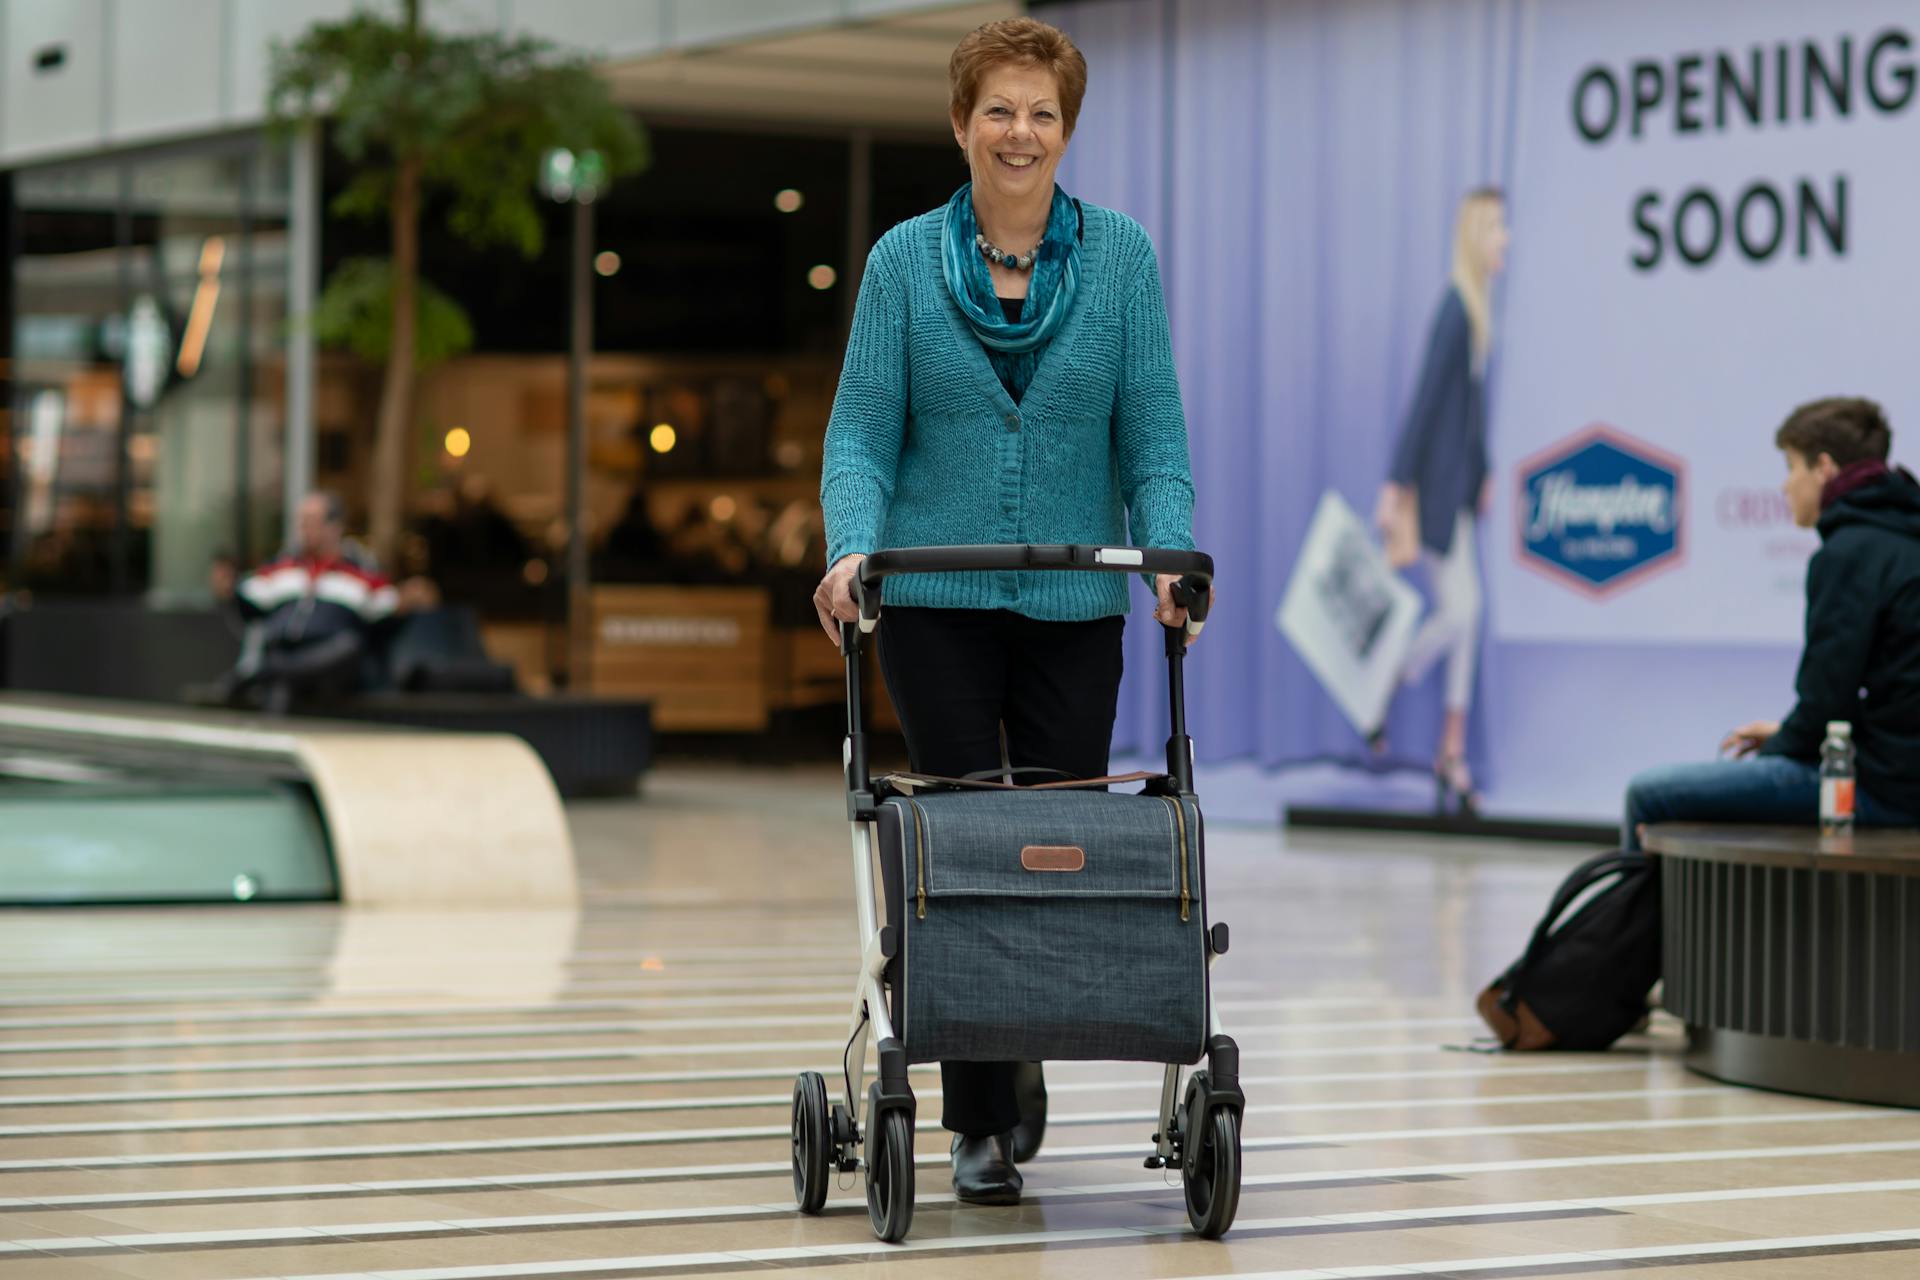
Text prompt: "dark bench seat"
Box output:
[[1645, 823, 1920, 1109], [1, 599, 650, 798], [317, 692, 650, 798]]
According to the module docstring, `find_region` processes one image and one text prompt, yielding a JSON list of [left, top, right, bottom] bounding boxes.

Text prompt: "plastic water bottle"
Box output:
[[1820, 721, 1856, 836]]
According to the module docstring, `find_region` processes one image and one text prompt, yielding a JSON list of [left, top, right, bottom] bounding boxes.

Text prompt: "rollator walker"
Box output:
[[790, 544, 1244, 1243]]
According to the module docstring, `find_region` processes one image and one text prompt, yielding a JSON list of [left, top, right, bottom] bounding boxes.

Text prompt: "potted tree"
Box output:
[[269, 0, 646, 563]]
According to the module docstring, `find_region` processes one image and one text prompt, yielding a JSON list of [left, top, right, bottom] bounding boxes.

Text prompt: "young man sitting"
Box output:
[[1624, 397, 1920, 848]]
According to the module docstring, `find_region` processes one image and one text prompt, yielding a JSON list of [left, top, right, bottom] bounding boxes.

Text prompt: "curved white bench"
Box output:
[[0, 695, 578, 908]]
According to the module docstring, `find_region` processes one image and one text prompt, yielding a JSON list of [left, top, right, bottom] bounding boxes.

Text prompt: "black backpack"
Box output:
[[1480, 850, 1662, 1051]]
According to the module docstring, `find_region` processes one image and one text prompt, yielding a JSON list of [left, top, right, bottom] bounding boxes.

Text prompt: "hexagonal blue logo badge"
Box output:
[[1516, 426, 1686, 597]]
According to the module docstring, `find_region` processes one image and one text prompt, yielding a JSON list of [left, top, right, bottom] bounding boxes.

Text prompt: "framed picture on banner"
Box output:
[[1276, 491, 1424, 736]]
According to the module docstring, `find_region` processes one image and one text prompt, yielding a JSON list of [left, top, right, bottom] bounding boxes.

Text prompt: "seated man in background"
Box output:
[[1624, 397, 1920, 847], [220, 492, 397, 713]]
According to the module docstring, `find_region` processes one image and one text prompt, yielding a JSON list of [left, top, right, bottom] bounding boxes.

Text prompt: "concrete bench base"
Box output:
[[1648, 824, 1920, 1111], [1687, 1025, 1919, 1110]]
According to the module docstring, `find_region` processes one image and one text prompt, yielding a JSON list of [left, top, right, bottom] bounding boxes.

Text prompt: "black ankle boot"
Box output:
[[1009, 1062, 1047, 1163], [950, 1132, 1022, 1205]]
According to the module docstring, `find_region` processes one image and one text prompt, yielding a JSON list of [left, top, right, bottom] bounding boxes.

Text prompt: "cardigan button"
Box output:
[[1004, 413, 1020, 432]]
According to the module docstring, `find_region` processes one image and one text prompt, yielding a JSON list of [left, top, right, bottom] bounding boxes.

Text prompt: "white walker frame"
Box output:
[[787, 543, 1244, 1244]]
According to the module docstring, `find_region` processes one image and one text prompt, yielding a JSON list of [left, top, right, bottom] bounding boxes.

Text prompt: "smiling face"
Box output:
[[953, 63, 1067, 211]]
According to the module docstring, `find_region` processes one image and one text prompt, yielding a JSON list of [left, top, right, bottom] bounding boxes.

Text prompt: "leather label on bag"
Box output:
[[1021, 845, 1085, 872]]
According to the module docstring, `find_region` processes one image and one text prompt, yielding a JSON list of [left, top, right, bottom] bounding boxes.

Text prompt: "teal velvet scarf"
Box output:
[[941, 182, 1082, 403]]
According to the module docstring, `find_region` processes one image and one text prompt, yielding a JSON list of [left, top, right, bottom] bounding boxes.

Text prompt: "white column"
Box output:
[[283, 118, 320, 548]]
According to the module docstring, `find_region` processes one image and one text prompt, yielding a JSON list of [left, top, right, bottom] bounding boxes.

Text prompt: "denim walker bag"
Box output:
[[875, 787, 1207, 1064]]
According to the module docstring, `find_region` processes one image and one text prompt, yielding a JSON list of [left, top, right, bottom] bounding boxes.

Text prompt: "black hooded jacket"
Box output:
[[1760, 466, 1920, 816]]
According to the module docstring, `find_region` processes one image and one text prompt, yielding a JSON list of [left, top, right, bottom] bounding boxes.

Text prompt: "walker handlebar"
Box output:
[[852, 545, 1212, 632]]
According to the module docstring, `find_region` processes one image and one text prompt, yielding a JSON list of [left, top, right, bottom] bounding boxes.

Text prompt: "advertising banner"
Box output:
[[1489, 0, 1920, 643]]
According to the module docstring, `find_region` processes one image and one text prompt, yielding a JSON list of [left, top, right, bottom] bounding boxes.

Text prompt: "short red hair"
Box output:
[[948, 17, 1089, 136]]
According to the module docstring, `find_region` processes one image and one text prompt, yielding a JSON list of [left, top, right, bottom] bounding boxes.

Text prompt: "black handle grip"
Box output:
[[1170, 574, 1211, 624]]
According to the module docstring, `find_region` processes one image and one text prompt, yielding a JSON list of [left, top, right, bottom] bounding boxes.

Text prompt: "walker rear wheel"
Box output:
[[790, 1072, 830, 1214]]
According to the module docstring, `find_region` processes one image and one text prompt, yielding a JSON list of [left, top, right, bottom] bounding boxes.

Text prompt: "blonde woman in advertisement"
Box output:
[[1375, 188, 1508, 815]]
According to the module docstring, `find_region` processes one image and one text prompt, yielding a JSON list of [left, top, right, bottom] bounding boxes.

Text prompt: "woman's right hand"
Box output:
[[813, 553, 867, 645]]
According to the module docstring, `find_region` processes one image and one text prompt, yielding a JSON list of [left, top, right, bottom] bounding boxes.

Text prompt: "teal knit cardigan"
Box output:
[[820, 201, 1195, 621]]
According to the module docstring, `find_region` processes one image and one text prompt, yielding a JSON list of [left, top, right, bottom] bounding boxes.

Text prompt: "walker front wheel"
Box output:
[[865, 1107, 915, 1242], [1180, 1074, 1240, 1238]]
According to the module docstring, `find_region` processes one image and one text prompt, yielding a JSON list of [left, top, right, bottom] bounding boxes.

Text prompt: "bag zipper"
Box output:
[[1161, 796, 1191, 922], [909, 799, 928, 919]]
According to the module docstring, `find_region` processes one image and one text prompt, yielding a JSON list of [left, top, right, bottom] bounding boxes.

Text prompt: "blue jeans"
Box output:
[[1622, 754, 1916, 850]]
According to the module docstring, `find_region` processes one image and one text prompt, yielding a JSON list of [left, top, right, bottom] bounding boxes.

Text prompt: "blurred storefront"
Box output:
[[0, 0, 1012, 718], [7, 135, 291, 599]]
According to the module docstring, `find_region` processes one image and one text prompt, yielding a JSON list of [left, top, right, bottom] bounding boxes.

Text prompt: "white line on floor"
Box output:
[[0, 1057, 1660, 1111], [58, 1216, 1920, 1279], [0, 993, 1417, 1032], [13, 1133, 1920, 1212], [8, 1171, 1920, 1259], [0, 1101, 1896, 1172], [0, 1014, 1481, 1056], [1181, 1229, 1920, 1280], [0, 1079, 1702, 1138]]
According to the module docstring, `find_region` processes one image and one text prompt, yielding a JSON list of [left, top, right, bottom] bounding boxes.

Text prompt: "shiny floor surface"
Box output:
[[2, 762, 1917, 1280]]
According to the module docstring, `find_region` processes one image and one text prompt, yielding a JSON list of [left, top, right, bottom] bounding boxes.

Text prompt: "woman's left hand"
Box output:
[[1154, 573, 1213, 647]]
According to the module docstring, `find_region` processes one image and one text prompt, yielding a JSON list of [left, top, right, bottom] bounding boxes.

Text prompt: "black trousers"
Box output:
[[230, 629, 366, 712], [877, 606, 1125, 1136]]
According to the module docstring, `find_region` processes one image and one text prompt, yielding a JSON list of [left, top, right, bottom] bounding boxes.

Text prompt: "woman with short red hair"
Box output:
[[813, 16, 1205, 1208]]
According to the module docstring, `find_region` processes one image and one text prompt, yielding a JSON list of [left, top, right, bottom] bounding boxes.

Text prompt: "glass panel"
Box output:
[[0, 765, 336, 905], [248, 145, 293, 565], [11, 161, 126, 593], [127, 149, 248, 601], [7, 138, 292, 600]]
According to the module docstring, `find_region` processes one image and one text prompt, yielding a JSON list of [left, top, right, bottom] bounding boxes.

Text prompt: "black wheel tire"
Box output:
[[865, 1107, 916, 1242], [1177, 1071, 1211, 1171], [1182, 1105, 1241, 1238], [791, 1072, 831, 1214]]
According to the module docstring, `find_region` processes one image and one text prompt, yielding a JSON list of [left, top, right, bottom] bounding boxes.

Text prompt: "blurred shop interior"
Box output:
[[0, 3, 1015, 735]]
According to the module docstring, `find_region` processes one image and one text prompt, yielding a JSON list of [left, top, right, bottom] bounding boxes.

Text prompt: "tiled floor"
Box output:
[[2, 762, 1917, 1279]]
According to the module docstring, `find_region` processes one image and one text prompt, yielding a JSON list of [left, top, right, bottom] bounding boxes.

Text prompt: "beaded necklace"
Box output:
[[975, 232, 1038, 272]]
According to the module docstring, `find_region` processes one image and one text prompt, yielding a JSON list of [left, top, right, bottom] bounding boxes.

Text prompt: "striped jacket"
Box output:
[[237, 549, 397, 645]]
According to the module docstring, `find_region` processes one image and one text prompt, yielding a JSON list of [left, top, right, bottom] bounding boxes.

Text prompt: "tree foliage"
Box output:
[[309, 257, 474, 369], [265, 0, 648, 558], [269, 5, 648, 268]]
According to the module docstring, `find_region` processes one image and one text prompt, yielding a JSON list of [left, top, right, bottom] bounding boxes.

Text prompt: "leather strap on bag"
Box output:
[[1021, 845, 1086, 872]]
